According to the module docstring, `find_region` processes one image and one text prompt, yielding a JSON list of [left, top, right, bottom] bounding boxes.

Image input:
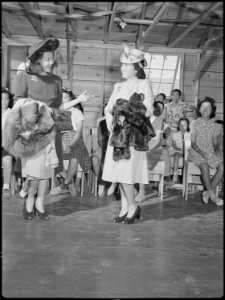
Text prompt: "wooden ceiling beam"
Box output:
[[194, 32, 223, 82], [20, 2, 44, 39], [141, 2, 170, 41], [2, 14, 12, 38], [169, 2, 222, 47], [104, 2, 117, 44], [68, 2, 78, 42], [167, 3, 185, 46], [197, 17, 217, 48], [135, 2, 148, 48]]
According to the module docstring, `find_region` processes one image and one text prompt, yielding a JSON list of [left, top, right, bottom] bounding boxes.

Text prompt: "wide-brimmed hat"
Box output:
[[27, 38, 59, 61], [120, 44, 146, 66]]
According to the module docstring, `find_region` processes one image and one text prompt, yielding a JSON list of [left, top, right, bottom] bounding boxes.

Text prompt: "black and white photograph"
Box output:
[[1, 1, 223, 298]]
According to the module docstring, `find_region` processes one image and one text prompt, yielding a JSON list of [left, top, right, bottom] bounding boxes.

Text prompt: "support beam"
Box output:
[[68, 2, 78, 42], [104, 2, 117, 44], [197, 17, 217, 48], [141, 2, 170, 40], [167, 4, 185, 46], [169, 2, 222, 47], [2, 14, 11, 38], [193, 32, 223, 82], [135, 2, 148, 48], [20, 2, 44, 39]]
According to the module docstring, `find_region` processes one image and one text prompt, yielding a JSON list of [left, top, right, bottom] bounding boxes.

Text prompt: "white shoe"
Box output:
[[68, 183, 78, 196], [202, 191, 209, 204], [19, 186, 28, 198], [135, 194, 146, 202], [98, 185, 106, 197], [212, 197, 223, 206], [106, 183, 117, 196], [50, 184, 69, 195]]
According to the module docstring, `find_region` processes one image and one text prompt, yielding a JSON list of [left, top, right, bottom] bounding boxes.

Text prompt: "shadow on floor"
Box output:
[[139, 190, 222, 223], [45, 194, 113, 216]]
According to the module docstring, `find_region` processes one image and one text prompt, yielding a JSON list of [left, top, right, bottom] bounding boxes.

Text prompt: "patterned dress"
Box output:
[[165, 101, 188, 132], [62, 108, 91, 173], [188, 118, 223, 168]]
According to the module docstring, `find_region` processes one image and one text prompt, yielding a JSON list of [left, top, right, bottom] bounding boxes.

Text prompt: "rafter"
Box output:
[[194, 32, 223, 82], [197, 17, 217, 48], [167, 3, 185, 46], [135, 2, 148, 48], [104, 2, 117, 44], [141, 2, 170, 41], [2, 13, 11, 38], [20, 2, 44, 39], [169, 2, 222, 47]]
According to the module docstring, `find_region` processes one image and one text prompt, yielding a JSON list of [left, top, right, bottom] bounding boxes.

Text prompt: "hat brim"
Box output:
[[28, 39, 59, 60]]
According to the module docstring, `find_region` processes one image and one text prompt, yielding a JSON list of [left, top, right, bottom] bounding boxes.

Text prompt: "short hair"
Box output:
[[171, 89, 182, 97], [2, 87, 14, 108], [133, 61, 146, 79], [178, 117, 190, 132], [62, 87, 74, 100], [157, 93, 166, 101], [197, 97, 216, 119], [153, 101, 164, 117]]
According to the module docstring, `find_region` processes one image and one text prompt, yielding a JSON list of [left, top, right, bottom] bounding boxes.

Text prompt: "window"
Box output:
[[144, 54, 181, 97], [7, 46, 28, 93]]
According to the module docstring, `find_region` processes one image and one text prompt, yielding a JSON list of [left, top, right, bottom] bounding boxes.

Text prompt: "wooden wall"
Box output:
[[183, 51, 223, 120], [54, 45, 123, 128], [3, 36, 224, 132]]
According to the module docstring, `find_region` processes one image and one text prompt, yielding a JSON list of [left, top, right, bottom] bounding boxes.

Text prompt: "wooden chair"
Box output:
[[182, 140, 219, 200], [148, 160, 165, 200]]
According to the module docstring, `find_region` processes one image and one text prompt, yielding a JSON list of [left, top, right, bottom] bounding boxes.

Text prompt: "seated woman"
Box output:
[[135, 101, 172, 202], [2, 87, 14, 198], [50, 88, 91, 196], [188, 97, 223, 206]]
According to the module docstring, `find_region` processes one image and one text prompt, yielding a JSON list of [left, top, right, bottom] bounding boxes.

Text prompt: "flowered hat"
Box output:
[[120, 44, 147, 66]]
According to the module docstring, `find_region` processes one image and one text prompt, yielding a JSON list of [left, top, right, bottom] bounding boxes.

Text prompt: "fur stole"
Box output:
[[2, 98, 73, 158], [109, 92, 155, 161]]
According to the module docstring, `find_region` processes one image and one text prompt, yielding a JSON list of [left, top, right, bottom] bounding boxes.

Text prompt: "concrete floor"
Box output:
[[2, 184, 223, 298]]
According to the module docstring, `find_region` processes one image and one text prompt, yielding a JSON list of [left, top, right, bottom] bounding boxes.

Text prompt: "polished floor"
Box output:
[[2, 183, 223, 298]]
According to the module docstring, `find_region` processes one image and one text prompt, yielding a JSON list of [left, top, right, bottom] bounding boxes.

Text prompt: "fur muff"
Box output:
[[109, 92, 156, 160], [3, 99, 56, 158], [51, 109, 73, 132]]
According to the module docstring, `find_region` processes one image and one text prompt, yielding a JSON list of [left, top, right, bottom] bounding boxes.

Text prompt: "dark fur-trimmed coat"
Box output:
[[109, 92, 155, 161], [2, 98, 73, 158]]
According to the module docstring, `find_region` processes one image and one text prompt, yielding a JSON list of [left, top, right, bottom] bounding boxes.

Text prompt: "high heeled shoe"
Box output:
[[122, 206, 141, 224], [34, 206, 49, 221], [23, 204, 35, 220], [113, 212, 128, 223]]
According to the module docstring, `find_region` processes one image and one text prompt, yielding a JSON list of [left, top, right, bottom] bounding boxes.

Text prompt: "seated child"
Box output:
[[171, 117, 191, 183]]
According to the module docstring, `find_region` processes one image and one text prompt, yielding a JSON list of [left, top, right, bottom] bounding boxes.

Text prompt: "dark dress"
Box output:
[[13, 70, 63, 172]]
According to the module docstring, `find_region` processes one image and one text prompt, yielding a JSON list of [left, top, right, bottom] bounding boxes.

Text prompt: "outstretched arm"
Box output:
[[59, 90, 94, 110]]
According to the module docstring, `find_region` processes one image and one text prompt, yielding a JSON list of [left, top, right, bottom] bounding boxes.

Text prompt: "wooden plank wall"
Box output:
[[55, 45, 123, 129], [183, 52, 223, 120]]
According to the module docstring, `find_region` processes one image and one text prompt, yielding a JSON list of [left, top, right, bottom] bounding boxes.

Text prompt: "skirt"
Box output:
[[63, 134, 91, 173], [21, 146, 54, 179], [102, 142, 149, 184]]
